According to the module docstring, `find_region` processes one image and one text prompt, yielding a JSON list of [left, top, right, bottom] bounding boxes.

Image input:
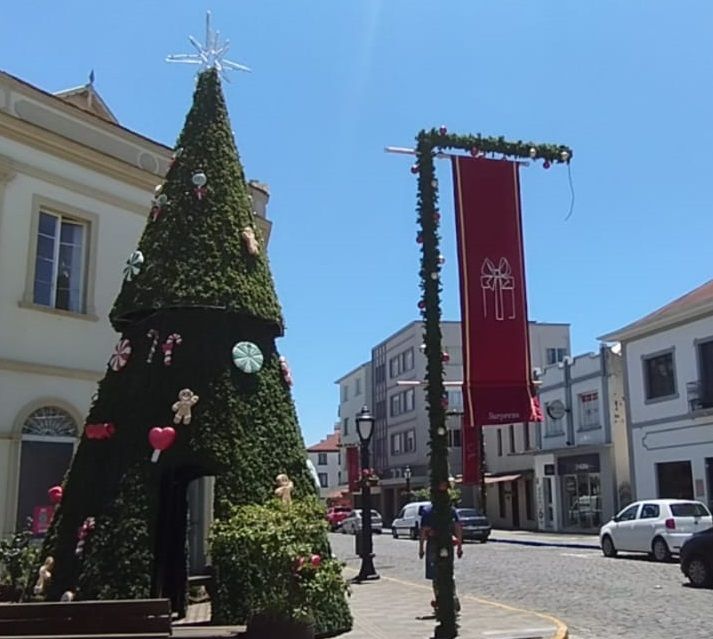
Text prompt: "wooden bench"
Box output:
[[0, 598, 172, 638]]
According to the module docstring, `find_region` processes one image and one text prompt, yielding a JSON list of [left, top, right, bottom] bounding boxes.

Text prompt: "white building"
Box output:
[[307, 427, 342, 498], [600, 280, 713, 511], [0, 71, 273, 541]]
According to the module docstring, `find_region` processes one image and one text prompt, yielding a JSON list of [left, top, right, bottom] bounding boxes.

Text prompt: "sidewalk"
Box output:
[[489, 529, 599, 550], [341, 567, 568, 639], [179, 570, 569, 639]]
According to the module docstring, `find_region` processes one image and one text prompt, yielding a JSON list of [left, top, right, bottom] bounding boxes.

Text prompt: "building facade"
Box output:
[[601, 280, 713, 512], [0, 71, 273, 546], [307, 427, 342, 498], [336, 320, 571, 525]]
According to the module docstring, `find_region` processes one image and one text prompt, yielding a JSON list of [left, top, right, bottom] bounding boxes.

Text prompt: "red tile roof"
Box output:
[[600, 278, 713, 341], [307, 431, 341, 452]]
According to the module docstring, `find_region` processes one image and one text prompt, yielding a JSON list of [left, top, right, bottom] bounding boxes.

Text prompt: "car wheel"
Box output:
[[687, 557, 713, 588], [410, 525, 419, 540], [601, 535, 617, 558], [652, 537, 671, 562], [392, 527, 398, 539]]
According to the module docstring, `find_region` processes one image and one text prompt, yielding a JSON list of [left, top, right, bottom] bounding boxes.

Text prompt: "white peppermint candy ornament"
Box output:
[[123, 250, 144, 282], [232, 341, 263, 373], [108, 338, 132, 371]]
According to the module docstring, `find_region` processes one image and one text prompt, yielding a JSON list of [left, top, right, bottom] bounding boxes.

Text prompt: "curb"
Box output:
[[343, 567, 569, 639], [490, 537, 599, 551]]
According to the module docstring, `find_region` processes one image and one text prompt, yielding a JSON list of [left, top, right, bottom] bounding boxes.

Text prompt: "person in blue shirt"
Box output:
[[417, 502, 463, 610]]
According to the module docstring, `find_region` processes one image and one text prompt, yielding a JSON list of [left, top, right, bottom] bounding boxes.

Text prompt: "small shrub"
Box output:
[[0, 519, 39, 598], [210, 496, 352, 636]]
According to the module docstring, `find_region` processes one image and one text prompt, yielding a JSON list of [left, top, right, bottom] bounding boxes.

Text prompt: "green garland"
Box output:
[[414, 128, 572, 639]]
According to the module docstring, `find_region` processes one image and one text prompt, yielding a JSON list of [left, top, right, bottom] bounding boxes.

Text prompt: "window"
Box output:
[[390, 389, 416, 417], [390, 394, 402, 417], [390, 433, 402, 455], [404, 429, 416, 452], [525, 479, 533, 520], [389, 356, 400, 379], [578, 392, 600, 430], [546, 348, 568, 365], [318, 473, 328, 488], [509, 425, 515, 454], [375, 364, 385, 384], [342, 417, 349, 436], [617, 504, 639, 521], [447, 429, 462, 448], [644, 351, 676, 400], [341, 384, 349, 402], [402, 348, 414, 372], [376, 400, 386, 419], [670, 503, 711, 518], [657, 461, 693, 499], [640, 504, 660, 519], [33, 211, 87, 313], [497, 429, 503, 457], [447, 389, 463, 411], [697, 340, 713, 407], [498, 483, 506, 518], [523, 423, 531, 451], [355, 377, 362, 396], [317, 452, 328, 466]]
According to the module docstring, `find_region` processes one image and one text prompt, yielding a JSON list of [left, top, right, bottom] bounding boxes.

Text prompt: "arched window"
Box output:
[[17, 406, 78, 532]]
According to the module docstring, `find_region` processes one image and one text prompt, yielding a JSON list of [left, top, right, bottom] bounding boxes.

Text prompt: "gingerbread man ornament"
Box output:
[[172, 388, 199, 425]]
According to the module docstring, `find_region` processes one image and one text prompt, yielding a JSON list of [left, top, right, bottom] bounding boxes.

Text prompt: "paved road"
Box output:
[[330, 531, 712, 639]]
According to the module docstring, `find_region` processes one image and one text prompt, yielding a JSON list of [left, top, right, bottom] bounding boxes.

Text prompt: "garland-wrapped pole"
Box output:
[[412, 128, 572, 639]]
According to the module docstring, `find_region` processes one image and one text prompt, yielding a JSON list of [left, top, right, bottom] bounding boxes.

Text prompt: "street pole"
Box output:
[[355, 406, 379, 582], [404, 465, 412, 508]]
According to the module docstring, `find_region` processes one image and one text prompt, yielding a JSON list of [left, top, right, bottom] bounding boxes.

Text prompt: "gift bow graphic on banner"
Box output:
[[480, 257, 516, 321]]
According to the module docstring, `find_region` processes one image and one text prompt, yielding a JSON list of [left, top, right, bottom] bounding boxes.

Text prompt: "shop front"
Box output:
[[558, 453, 602, 531]]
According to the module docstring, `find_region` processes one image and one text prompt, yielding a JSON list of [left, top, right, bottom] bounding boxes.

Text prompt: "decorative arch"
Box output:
[[12, 398, 83, 437], [22, 406, 79, 437]]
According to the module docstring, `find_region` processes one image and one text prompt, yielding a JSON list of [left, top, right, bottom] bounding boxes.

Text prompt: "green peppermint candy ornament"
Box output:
[[232, 341, 263, 373]]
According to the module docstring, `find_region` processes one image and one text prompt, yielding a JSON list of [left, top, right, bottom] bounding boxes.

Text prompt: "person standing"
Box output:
[[418, 502, 463, 611]]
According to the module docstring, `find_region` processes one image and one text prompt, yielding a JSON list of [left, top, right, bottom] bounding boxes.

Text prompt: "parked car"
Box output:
[[599, 499, 713, 561], [326, 506, 352, 531], [680, 526, 713, 588], [455, 508, 491, 543], [391, 501, 431, 539], [340, 509, 383, 535]]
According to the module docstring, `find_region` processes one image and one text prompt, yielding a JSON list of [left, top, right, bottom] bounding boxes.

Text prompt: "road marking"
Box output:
[[560, 552, 592, 558]]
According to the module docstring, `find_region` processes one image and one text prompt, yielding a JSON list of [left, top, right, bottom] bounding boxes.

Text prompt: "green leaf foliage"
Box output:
[[210, 497, 352, 636]]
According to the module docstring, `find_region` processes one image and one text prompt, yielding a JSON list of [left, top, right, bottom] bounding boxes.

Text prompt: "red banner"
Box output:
[[346, 446, 360, 492], [461, 422, 481, 486], [452, 157, 541, 432]]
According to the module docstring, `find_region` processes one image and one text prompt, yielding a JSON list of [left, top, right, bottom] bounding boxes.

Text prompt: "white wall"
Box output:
[[308, 449, 341, 497]]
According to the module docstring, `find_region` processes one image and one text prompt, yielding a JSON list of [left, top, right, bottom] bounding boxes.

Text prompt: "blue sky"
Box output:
[[2, 2, 712, 446]]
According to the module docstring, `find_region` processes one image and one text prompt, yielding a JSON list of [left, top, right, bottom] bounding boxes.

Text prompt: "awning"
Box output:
[[484, 474, 521, 484]]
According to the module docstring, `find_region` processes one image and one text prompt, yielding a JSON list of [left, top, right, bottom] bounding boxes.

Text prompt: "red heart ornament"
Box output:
[[149, 427, 176, 462]]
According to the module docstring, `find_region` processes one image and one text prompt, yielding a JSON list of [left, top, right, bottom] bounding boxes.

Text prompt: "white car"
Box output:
[[599, 499, 712, 561], [391, 501, 431, 539], [339, 509, 383, 535]]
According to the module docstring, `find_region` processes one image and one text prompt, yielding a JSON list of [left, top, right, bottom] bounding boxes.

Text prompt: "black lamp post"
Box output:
[[355, 405, 379, 581], [403, 465, 412, 506]]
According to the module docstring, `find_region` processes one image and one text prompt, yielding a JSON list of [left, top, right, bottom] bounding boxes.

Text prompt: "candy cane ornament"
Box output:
[[146, 329, 160, 364], [162, 333, 183, 366]]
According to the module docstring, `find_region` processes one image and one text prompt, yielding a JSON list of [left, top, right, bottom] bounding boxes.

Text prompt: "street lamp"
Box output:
[[403, 465, 412, 506], [355, 405, 379, 581]]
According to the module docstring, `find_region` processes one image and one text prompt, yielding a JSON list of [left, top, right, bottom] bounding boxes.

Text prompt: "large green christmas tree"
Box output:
[[38, 68, 350, 632]]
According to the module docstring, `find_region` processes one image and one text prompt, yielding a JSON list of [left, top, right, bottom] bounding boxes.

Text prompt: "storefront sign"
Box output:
[[557, 453, 600, 476]]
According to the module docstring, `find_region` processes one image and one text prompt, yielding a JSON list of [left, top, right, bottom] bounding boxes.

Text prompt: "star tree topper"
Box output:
[[166, 11, 251, 80]]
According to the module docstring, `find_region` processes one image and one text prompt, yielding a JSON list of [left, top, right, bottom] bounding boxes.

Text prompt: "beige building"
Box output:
[[0, 71, 272, 541]]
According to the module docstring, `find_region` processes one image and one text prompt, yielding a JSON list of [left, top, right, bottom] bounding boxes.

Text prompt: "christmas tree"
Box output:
[[37, 67, 350, 632]]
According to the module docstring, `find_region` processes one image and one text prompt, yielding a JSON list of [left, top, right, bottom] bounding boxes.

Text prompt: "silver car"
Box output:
[[340, 509, 383, 534]]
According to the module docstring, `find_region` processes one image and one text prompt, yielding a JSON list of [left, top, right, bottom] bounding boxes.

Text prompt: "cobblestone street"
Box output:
[[330, 532, 713, 639]]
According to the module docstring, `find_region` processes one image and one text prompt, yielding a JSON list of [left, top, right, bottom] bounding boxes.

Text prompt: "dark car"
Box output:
[[456, 508, 491, 543], [680, 526, 713, 588]]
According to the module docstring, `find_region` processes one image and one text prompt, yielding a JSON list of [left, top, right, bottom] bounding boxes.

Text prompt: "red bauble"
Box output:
[[439, 125, 448, 135], [441, 397, 449, 408], [418, 300, 426, 310], [433, 211, 441, 222], [416, 234, 423, 244], [470, 147, 479, 157], [48, 485, 63, 504], [442, 352, 450, 363], [310, 554, 322, 567], [410, 164, 419, 174], [543, 160, 551, 169]]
